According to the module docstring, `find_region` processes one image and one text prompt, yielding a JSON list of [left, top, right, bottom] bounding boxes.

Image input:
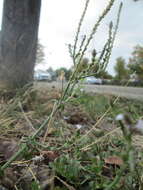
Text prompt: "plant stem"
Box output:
[[105, 164, 127, 190]]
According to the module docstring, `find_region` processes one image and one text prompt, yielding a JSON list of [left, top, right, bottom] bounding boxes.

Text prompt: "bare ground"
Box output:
[[35, 81, 143, 100]]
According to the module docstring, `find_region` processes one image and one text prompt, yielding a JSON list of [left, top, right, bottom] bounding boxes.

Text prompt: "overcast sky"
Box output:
[[0, 0, 143, 75]]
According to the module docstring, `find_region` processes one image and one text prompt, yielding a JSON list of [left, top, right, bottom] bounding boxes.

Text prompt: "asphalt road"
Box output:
[[35, 82, 143, 101]]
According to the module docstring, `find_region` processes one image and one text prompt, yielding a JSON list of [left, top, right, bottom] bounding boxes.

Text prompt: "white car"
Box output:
[[34, 71, 52, 81], [84, 76, 102, 85]]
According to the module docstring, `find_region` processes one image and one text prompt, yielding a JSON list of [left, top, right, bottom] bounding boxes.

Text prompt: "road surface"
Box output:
[[35, 82, 143, 101]]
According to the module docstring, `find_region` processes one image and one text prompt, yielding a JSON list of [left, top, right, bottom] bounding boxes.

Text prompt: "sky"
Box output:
[[0, 0, 143, 75]]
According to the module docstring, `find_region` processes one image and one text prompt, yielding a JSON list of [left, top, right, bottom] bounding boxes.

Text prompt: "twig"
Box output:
[[55, 176, 76, 190], [18, 101, 36, 132]]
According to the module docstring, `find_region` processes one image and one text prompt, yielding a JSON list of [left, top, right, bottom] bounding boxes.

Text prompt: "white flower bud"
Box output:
[[115, 114, 124, 121]]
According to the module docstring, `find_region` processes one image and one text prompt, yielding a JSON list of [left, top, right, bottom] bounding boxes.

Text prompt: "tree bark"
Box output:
[[0, 0, 41, 89]]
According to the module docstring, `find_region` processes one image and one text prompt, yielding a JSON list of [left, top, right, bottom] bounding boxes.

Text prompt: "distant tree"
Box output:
[[46, 67, 54, 74], [128, 45, 143, 80], [46, 67, 56, 80], [36, 41, 45, 65], [96, 70, 113, 79], [114, 57, 129, 80], [55, 67, 72, 81]]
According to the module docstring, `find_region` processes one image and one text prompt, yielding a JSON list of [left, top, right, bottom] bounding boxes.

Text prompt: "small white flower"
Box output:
[[75, 124, 83, 129], [115, 114, 124, 121], [80, 88, 84, 92], [134, 120, 143, 135], [32, 155, 44, 163], [63, 116, 69, 120]]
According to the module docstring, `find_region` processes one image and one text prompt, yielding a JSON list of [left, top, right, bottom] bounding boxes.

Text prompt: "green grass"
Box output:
[[70, 92, 143, 122]]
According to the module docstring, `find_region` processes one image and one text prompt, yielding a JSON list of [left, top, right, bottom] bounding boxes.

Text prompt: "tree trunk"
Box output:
[[0, 0, 41, 89]]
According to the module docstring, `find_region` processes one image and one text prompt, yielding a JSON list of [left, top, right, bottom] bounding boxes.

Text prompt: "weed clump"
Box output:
[[1, 0, 143, 189]]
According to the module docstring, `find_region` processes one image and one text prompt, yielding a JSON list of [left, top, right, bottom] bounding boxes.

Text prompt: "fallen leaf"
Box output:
[[104, 156, 124, 166], [41, 151, 59, 162]]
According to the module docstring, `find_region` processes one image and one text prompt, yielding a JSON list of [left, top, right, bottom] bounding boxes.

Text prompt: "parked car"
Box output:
[[84, 76, 102, 84], [34, 70, 52, 81]]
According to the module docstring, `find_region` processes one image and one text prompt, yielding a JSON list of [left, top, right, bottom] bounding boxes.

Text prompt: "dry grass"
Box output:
[[0, 87, 143, 189]]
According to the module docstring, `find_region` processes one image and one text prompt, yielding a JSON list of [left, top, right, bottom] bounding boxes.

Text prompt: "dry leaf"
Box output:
[[41, 150, 59, 162], [104, 156, 124, 166]]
